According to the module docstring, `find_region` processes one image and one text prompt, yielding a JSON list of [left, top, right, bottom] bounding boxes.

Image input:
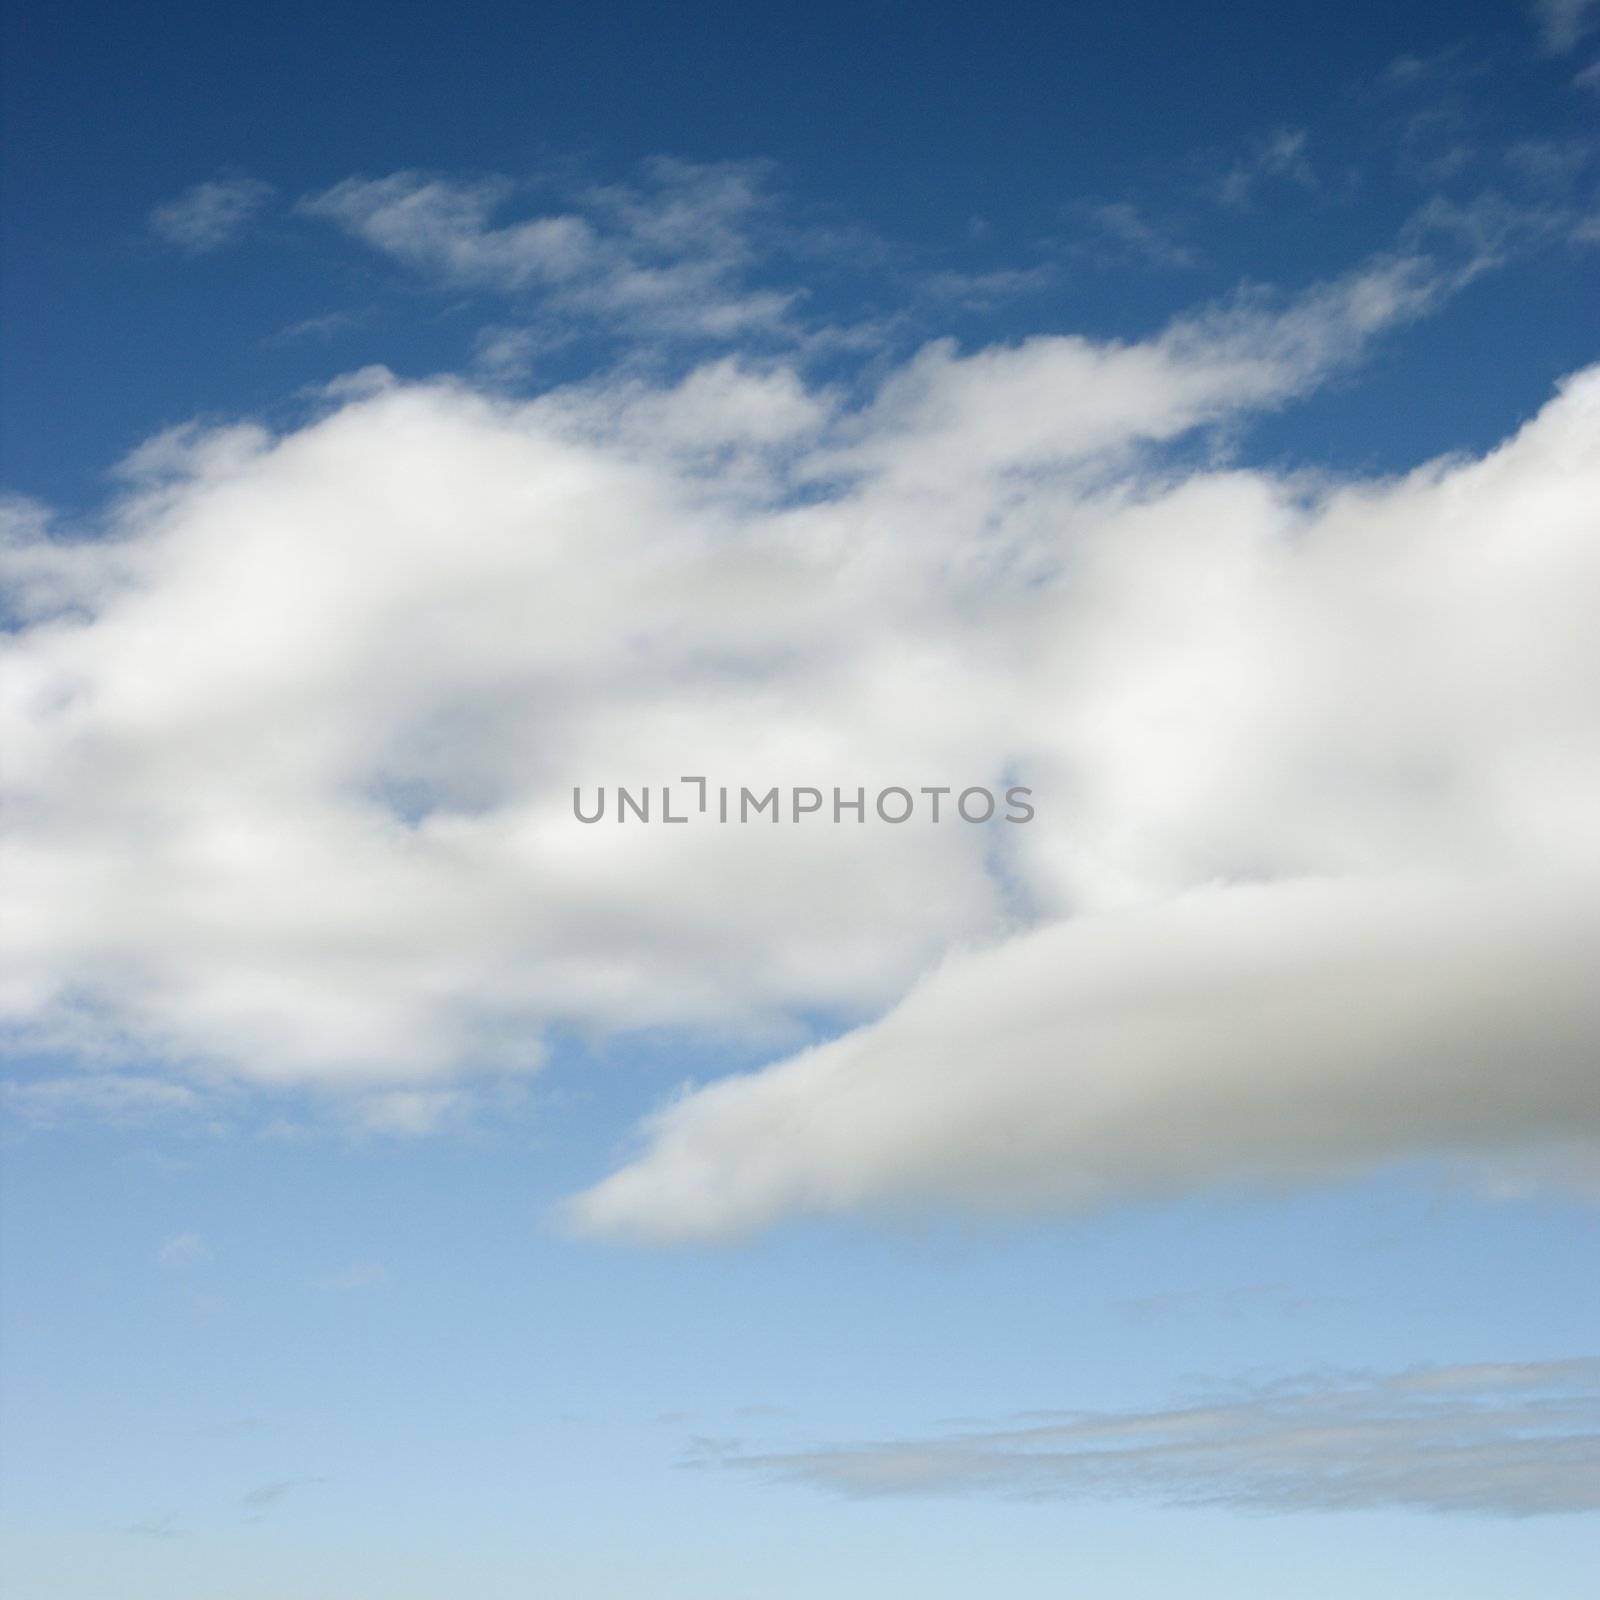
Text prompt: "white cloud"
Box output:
[[303, 173, 595, 286], [712, 1360, 1600, 1516], [571, 876, 1600, 1240], [1, 1071, 202, 1126], [150, 178, 274, 254], [1532, 0, 1598, 53], [566, 360, 1600, 1240], [1216, 129, 1316, 207], [919, 263, 1060, 308], [301, 159, 798, 341], [3, 203, 1597, 1213]]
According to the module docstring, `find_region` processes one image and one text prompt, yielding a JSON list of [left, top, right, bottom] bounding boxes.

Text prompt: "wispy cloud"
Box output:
[[919, 263, 1059, 308], [1215, 128, 1316, 207], [2, 1072, 203, 1127], [240, 1476, 319, 1512], [121, 1513, 182, 1539], [157, 1232, 212, 1268], [1531, 0, 1598, 54], [301, 158, 800, 343], [713, 1360, 1600, 1517], [266, 309, 364, 346], [150, 177, 274, 254], [1077, 201, 1198, 268]]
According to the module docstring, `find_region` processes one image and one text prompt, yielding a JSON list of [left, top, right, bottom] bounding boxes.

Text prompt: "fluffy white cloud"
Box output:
[[3, 214, 1597, 1210], [572, 875, 1600, 1239], [2, 362, 1010, 1098], [708, 1360, 1600, 1516], [568, 361, 1600, 1238], [149, 178, 274, 254]]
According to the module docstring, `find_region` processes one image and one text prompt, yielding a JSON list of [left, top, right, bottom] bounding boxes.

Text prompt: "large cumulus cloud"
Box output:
[[569, 363, 1600, 1237], [3, 232, 1597, 1201]]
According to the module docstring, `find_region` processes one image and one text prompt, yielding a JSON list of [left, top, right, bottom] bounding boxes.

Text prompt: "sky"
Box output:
[[2, 1, 1599, 1595]]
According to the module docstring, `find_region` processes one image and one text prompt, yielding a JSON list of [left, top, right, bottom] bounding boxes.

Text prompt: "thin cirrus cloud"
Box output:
[[156, 1232, 211, 1268], [3, 174, 1598, 1219], [706, 1360, 1600, 1517], [300, 158, 800, 341], [149, 177, 275, 254], [1214, 127, 1317, 207], [1532, 0, 1598, 54]]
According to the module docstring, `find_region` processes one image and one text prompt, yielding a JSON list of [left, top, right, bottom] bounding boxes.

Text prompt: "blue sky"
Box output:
[[3, 1, 1600, 1595], [7, 0, 1598, 503]]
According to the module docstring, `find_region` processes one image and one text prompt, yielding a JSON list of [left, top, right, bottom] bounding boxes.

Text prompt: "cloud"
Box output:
[[3, 195, 1597, 1213], [121, 1513, 181, 1538], [266, 310, 364, 346], [919, 264, 1060, 308], [150, 178, 274, 254], [713, 1359, 1600, 1517], [157, 1231, 211, 1267], [301, 159, 798, 341], [571, 877, 1600, 1239], [1215, 129, 1316, 207], [240, 1476, 320, 1513], [567, 361, 1600, 1240], [825, 252, 1451, 497], [1078, 202, 1198, 269], [1532, 0, 1598, 53], [2, 1071, 203, 1126]]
